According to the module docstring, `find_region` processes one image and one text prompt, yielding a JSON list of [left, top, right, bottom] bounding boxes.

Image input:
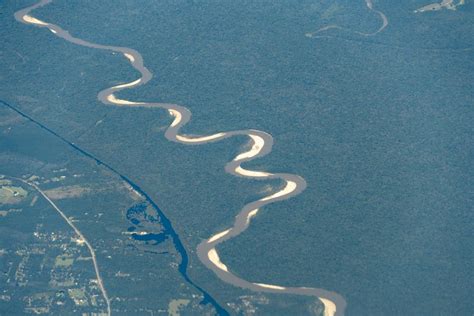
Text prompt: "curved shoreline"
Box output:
[[306, 0, 388, 39], [14, 1, 346, 315]]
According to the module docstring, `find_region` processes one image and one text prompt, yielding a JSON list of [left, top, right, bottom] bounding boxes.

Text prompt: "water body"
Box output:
[[126, 202, 168, 245], [0, 99, 228, 315], [3, 0, 473, 315], [13, 1, 345, 315]]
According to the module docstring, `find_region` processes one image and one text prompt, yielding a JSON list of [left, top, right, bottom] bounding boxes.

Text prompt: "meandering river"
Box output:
[[15, 1, 346, 315]]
